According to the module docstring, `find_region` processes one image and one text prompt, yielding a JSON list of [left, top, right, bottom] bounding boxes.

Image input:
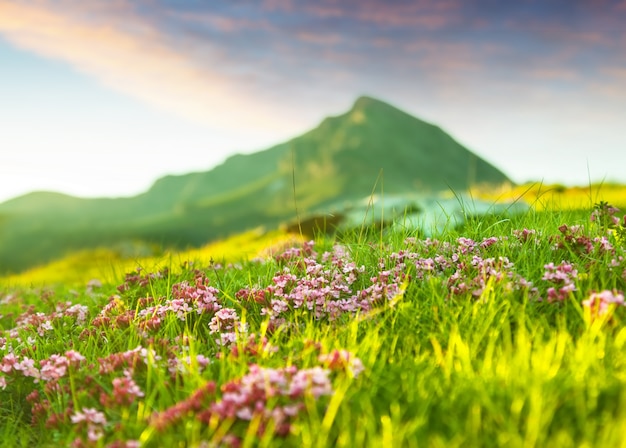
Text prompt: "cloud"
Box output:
[[0, 1, 291, 132], [167, 10, 275, 33], [301, 0, 461, 28], [296, 31, 343, 46], [355, 1, 460, 28], [526, 68, 579, 82], [263, 0, 296, 12]]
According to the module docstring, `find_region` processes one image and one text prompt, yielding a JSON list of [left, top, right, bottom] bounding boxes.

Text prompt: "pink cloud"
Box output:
[[303, 4, 346, 19], [168, 11, 275, 33], [603, 66, 626, 80], [505, 18, 611, 47], [296, 31, 343, 45], [526, 68, 579, 82], [0, 1, 292, 132], [263, 0, 295, 12], [310, 0, 461, 28], [403, 40, 485, 72]]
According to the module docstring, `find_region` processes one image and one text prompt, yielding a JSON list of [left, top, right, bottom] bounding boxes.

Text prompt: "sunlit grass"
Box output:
[[473, 182, 626, 211], [0, 229, 304, 289], [1, 200, 626, 447]]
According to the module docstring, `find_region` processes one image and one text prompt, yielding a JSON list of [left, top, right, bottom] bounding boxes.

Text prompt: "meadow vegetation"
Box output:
[[1, 198, 626, 447], [473, 181, 626, 211]]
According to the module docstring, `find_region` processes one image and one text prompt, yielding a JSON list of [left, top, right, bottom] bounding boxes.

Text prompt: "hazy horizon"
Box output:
[[1, 0, 625, 204]]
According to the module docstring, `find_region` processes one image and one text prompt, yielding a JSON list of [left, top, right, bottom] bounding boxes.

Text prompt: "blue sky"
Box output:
[[1, 0, 625, 203]]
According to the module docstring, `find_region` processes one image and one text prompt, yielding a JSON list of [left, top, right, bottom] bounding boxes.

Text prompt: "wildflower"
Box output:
[[318, 350, 365, 378], [37, 320, 54, 336], [14, 357, 40, 380], [168, 298, 193, 320], [542, 261, 578, 302], [203, 363, 332, 438], [582, 290, 625, 318], [64, 304, 89, 325], [480, 236, 500, 248], [1, 353, 18, 373], [171, 275, 222, 314], [209, 308, 240, 333], [71, 407, 107, 442], [86, 278, 102, 293], [594, 236, 614, 252], [591, 202, 621, 228], [513, 228, 538, 243], [39, 354, 69, 382], [65, 350, 85, 364], [104, 370, 144, 406], [71, 408, 107, 425], [288, 367, 333, 398]]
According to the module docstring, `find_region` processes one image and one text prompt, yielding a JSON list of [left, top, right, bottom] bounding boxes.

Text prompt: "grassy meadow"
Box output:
[[473, 181, 626, 211], [1, 190, 626, 447]]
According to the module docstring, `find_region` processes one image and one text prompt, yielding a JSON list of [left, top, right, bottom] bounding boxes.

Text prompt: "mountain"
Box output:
[[0, 96, 512, 274]]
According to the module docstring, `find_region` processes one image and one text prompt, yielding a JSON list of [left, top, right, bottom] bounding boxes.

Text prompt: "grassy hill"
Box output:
[[0, 96, 512, 274]]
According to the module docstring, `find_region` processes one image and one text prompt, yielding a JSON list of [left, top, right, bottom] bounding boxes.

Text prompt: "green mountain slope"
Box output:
[[0, 96, 511, 274]]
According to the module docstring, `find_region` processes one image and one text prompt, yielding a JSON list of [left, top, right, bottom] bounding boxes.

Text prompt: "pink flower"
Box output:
[[71, 407, 107, 442], [14, 357, 39, 380], [1, 353, 18, 373], [64, 304, 89, 325], [109, 370, 144, 405], [71, 407, 107, 425], [318, 350, 365, 377], [542, 261, 577, 302], [209, 308, 240, 334], [582, 290, 625, 318], [65, 350, 86, 364], [289, 367, 333, 398], [39, 354, 69, 382]]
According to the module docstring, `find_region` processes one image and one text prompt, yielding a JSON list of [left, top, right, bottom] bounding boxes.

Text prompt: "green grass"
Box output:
[[1, 204, 626, 447]]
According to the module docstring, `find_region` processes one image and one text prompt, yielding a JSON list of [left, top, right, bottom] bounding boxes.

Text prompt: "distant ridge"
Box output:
[[0, 96, 512, 274]]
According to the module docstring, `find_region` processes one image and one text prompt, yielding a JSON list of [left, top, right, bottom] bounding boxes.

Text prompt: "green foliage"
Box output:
[[1, 205, 626, 447]]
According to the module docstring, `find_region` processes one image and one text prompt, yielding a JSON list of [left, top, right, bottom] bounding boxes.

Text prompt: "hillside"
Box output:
[[0, 96, 512, 274]]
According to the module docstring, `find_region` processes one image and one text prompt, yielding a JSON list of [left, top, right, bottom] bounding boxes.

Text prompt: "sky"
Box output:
[[1, 0, 625, 204]]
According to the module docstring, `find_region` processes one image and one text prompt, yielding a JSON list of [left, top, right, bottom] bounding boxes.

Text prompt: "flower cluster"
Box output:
[[71, 407, 107, 443], [0, 350, 84, 388], [116, 267, 168, 293], [3, 204, 626, 447], [40, 351, 84, 382], [100, 369, 145, 407], [542, 261, 578, 302], [582, 289, 625, 319], [209, 307, 248, 347], [591, 202, 622, 229], [151, 349, 360, 444], [92, 273, 229, 336], [318, 349, 365, 377], [239, 243, 411, 327], [201, 364, 332, 437], [409, 236, 536, 300], [98, 345, 161, 375], [0, 300, 90, 349]]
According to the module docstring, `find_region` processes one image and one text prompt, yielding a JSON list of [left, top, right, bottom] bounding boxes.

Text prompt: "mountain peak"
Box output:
[[347, 96, 422, 126], [351, 95, 395, 112]]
